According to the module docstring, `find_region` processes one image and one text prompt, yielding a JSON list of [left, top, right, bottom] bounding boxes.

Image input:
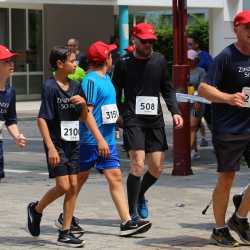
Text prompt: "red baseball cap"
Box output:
[[124, 45, 135, 53], [233, 10, 250, 27], [132, 23, 157, 40], [0, 45, 16, 61], [87, 41, 117, 63]]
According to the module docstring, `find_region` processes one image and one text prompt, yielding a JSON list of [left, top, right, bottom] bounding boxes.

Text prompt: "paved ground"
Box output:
[[0, 102, 249, 249]]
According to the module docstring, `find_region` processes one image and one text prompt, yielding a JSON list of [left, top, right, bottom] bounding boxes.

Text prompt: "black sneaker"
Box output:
[[228, 213, 250, 244], [233, 194, 243, 212], [120, 219, 152, 237], [55, 213, 85, 236], [57, 230, 85, 248], [210, 227, 240, 247], [27, 201, 42, 237]]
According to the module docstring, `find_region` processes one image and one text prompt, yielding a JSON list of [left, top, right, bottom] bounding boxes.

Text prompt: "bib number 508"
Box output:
[[140, 102, 155, 111]]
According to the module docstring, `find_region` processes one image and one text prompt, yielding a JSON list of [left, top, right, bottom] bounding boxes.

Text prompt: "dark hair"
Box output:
[[189, 34, 202, 48], [49, 46, 71, 70]]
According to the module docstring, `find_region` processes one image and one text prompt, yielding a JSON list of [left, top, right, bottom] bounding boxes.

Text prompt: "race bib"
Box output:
[[60, 121, 79, 141], [101, 104, 119, 124], [242, 87, 250, 107], [135, 96, 158, 115], [0, 121, 4, 140]]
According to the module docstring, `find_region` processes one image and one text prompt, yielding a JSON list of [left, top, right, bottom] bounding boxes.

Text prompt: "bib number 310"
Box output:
[[101, 104, 119, 124], [61, 121, 79, 141], [135, 96, 158, 115]]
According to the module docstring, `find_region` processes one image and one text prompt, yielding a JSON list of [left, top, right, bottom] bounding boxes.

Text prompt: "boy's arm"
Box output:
[[37, 117, 60, 167], [7, 124, 26, 148], [85, 105, 110, 159]]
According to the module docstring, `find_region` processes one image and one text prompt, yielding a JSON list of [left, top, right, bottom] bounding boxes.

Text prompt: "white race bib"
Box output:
[[101, 104, 119, 124], [60, 121, 79, 141], [135, 96, 158, 115], [242, 87, 250, 108], [0, 121, 4, 140]]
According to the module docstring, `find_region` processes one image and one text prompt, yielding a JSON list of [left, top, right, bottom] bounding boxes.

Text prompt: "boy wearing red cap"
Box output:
[[0, 45, 26, 181], [113, 23, 183, 222], [199, 10, 250, 246], [69, 41, 152, 237]]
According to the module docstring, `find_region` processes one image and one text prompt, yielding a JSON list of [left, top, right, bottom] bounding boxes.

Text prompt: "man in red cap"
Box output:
[[113, 23, 183, 223], [67, 41, 152, 237], [0, 45, 26, 181], [199, 10, 250, 246]]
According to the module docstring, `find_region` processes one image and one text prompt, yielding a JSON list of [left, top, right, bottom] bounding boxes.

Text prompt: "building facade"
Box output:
[[0, 0, 248, 100]]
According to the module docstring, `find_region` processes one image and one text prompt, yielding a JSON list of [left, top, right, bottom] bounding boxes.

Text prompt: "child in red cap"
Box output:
[[0, 45, 26, 181]]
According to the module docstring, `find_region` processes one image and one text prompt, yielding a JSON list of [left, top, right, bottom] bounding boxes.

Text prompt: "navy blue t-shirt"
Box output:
[[204, 44, 250, 134], [0, 86, 17, 126], [38, 77, 85, 145]]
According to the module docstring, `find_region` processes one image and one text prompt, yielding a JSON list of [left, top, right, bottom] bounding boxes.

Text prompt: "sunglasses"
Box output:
[[0, 59, 14, 65], [139, 39, 155, 45]]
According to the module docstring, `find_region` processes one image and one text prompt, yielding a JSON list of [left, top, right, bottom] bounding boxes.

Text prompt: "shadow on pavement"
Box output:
[[179, 222, 213, 231], [137, 235, 211, 249]]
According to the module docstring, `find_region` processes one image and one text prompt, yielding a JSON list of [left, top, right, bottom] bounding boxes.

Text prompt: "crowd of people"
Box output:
[[0, 9, 249, 248]]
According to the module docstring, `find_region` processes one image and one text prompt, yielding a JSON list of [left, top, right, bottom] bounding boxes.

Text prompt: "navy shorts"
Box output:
[[212, 133, 250, 172], [80, 144, 120, 172], [44, 142, 80, 178]]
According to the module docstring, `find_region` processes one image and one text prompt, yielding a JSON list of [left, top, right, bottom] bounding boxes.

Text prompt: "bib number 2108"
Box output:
[[61, 121, 79, 141]]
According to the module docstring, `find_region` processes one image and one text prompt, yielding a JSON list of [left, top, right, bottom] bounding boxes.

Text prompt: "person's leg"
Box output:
[[213, 171, 235, 228], [127, 150, 145, 217], [138, 151, 165, 202], [63, 174, 79, 230], [104, 168, 130, 222], [0, 141, 4, 179], [77, 171, 90, 195], [35, 175, 70, 213]]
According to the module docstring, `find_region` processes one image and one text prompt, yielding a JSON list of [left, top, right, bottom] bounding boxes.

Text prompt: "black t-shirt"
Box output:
[[38, 77, 85, 145], [0, 86, 17, 126], [204, 44, 250, 134], [112, 52, 180, 128]]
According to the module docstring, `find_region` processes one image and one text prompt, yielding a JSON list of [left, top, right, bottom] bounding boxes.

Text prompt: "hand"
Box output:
[[226, 92, 245, 107], [70, 95, 86, 106], [48, 146, 60, 167], [15, 133, 26, 148], [117, 116, 124, 128], [97, 139, 110, 159], [173, 114, 183, 129]]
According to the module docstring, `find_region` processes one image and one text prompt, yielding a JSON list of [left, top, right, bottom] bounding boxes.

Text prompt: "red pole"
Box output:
[[172, 0, 193, 175]]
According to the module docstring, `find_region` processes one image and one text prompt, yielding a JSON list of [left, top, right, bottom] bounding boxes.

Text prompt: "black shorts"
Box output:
[[44, 142, 80, 178], [212, 133, 250, 172], [123, 127, 168, 153]]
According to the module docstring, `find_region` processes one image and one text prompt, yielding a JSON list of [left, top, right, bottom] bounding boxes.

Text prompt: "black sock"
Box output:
[[138, 171, 158, 201], [127, 174, 141, 216]]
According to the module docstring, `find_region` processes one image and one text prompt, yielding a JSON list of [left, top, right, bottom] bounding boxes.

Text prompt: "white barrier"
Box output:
[[176, 93, 211, 104]]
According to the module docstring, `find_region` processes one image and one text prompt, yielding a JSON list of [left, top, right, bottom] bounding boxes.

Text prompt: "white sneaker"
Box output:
[[191, 150, 200, 160]]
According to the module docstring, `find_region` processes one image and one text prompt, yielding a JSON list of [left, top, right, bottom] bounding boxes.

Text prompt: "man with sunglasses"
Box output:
[[112, 23, 183, 222]]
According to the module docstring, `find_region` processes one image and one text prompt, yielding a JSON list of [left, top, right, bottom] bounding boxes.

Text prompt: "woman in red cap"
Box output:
[[0, 45, 26, 181]]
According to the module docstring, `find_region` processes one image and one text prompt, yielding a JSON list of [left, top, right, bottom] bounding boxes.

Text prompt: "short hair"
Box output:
[[49, 46, 71, 70], [189, 34, 202, 48]]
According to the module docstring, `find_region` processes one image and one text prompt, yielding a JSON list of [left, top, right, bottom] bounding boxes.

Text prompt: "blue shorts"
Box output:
[[80, 144, 120, 172]]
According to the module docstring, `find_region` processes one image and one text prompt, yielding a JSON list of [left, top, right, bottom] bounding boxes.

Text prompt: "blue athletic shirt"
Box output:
[[204, 44, 250, 134], [80, 71, 117, 145]]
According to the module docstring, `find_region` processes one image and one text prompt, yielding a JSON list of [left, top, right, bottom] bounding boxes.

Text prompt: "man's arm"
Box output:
[[198, 82, 245, 107]]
